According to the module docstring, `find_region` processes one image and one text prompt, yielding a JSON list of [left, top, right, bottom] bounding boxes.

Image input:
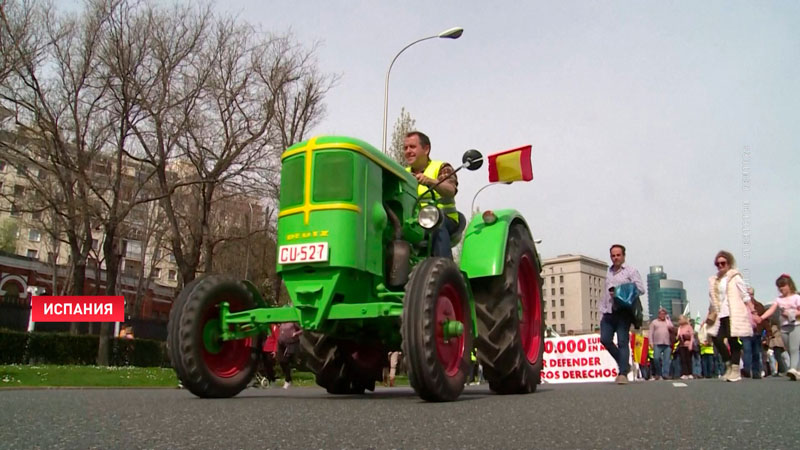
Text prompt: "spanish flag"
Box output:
[[630, 332, 649, 366], [487, 145, 533, 183]]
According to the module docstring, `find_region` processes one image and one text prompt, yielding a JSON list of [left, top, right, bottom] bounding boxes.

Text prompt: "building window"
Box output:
[[551, 276, 555, 284], [560, 311, 565, 318], [13, 185, 25, 197], [551, 311, 555, 320], [123, 239, 142, 259], [26, 249, 39, 259], [0, 160, 6, 171], [551, 288, 555, 295], [559, 275, 564, 283], [28, 229, 41, 242], [168, 270, 177, 281], [560, 324, 566, 333], [551, 300, 555, 307], [10, 204, 21, 217], [560, 287, 564, 294], [560, 299, 564, 307], [168, 253, 176, 263], [152, 268, 161, 279], [91, 239, 99, 250]]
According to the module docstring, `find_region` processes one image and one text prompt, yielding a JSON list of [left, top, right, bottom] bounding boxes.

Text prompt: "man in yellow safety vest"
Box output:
[[403, 131, 460, 258]]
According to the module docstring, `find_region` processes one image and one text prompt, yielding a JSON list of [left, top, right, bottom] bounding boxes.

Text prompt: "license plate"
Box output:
[[278, 242, 329, 265]]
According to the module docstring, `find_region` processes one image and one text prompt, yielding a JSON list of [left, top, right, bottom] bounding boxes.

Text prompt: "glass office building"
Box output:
[[647, 266, 687, 320]]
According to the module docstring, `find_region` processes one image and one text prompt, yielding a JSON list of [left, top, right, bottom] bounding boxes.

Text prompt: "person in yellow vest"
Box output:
[[403, 131, 460, 258], [699, 323, 716, 379]]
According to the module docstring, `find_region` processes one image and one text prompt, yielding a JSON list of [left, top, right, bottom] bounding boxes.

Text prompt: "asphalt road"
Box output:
[[1, 377, 798, 449]]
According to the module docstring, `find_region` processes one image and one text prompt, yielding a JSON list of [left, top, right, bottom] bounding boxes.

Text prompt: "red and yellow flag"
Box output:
[[630, 333, 649, 366], [487, 145, 533, 183]]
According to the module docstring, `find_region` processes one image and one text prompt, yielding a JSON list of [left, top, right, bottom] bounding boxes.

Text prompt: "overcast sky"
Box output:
[[195, 2, 798, 315]]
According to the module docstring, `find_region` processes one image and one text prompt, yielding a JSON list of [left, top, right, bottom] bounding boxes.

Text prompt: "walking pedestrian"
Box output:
[[742, 287, 767, 378], [677, 316, 695, 380], [705, 250, 757, 382], [758, 274, 800, 380], [699, 322, 715, 378], [648, 308, 674, 380], [769, 323, 788, 376], [599, 244, 646, 385], [277, 322, 302, 389]]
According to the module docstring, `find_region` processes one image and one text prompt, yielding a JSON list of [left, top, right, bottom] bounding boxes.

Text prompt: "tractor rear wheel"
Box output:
[[402, 257, 472, 402], [299, 332, 374, 394], [473, 224, 544, 394], [169, 276, 257, 398], [167, 278, 204, 385]]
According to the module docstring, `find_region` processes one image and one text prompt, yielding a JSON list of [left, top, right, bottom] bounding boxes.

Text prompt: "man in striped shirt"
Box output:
[[600, 244, 646, 385]]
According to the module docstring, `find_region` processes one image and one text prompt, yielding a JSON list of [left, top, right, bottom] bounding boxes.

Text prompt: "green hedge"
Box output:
[[0, 329, 168, 367], [0, 330, 28, 364]]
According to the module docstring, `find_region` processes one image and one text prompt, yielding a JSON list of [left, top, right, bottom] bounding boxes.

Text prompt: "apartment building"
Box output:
[[541, 254, 608, 335]]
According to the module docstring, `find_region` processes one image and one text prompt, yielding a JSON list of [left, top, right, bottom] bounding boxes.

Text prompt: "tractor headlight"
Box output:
[[418, 205, 441, 229]]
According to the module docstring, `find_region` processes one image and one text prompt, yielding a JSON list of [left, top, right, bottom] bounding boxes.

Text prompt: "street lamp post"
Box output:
[[381, 27, 464, 153]]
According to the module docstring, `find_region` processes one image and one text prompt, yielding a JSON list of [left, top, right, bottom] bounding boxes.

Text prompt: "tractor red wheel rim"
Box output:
[[201, 298, 252, 378], [518, 254, 542, 364], [435, 283, 465, 377]]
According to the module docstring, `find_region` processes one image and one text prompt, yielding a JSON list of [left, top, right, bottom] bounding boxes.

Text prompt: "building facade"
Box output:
[[541, 254, 608, 335]]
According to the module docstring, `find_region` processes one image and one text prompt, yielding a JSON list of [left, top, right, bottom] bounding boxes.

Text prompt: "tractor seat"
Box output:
[[450, 212, 467, 247]]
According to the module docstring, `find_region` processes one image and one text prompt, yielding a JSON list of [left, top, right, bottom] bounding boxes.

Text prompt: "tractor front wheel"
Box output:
[[401, 257, 472, 402], [473, 224, 544, 394], [168, 276, 257, 398]]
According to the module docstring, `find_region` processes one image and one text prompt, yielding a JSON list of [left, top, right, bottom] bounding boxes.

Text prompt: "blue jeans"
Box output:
[[741, 335, 762, 377], [432, 215, 458, 259], [654, 345, 672, 378], [692, 352, 702, 376], [701, 354, 715, 378], [671, 355, 681, 378], [600, 313, 631, 375], [715, 353, 725, 376]]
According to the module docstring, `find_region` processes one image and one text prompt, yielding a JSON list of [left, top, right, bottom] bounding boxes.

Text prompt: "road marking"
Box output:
[[672, 382, 688, 387]]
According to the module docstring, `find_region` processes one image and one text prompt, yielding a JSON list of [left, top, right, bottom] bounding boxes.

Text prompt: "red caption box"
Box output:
[[31, 296, 125, 322]]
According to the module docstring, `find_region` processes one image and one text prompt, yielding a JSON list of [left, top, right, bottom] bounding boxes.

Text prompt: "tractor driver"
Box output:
[[403, 131, 460, 259]]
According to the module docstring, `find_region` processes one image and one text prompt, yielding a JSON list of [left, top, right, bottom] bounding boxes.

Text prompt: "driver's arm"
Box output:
[[432, 163, 458, 198]]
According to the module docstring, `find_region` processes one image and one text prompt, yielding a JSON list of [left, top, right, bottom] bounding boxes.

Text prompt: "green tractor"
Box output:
[[167, 135, 544, 402]]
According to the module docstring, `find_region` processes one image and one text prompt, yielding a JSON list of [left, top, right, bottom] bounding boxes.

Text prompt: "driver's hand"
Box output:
[[414, 172, 434, 186]]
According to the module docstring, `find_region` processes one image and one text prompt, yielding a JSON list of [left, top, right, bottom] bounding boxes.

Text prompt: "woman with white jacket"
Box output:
[[706, 250, 757, 382]]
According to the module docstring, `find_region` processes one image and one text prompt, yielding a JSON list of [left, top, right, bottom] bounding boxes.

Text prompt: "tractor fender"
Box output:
[[459, 209, 534, 279]]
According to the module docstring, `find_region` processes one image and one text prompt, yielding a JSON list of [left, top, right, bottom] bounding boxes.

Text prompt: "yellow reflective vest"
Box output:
[[406, 160, 458, 222]]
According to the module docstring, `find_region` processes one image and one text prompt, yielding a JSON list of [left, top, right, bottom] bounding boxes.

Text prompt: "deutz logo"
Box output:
[[286, 230, 329, 241]]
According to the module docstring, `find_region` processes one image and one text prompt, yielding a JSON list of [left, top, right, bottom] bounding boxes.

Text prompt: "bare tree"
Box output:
[[131, 199, 167, 316], [118, 7, 336, 286], [389, 107, 416, 165], [0, 0, 105, 334]]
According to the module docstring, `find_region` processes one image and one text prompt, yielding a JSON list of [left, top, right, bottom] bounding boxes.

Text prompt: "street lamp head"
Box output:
[[438, 27, 464, 39]]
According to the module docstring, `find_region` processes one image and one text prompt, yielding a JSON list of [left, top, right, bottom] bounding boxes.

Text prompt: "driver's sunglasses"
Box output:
[[715, 260, 728, 268]]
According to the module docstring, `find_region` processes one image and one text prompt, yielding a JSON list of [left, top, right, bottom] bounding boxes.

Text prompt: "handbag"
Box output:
[[613, 283, 638, 311], [613, 283, 643, 329]]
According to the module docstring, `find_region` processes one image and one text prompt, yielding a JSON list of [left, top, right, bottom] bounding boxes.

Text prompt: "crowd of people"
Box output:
[[251, 322, 302, 389], [608, 247, 800, 383]]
